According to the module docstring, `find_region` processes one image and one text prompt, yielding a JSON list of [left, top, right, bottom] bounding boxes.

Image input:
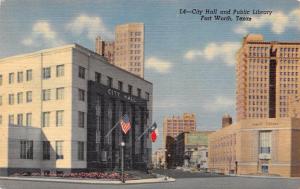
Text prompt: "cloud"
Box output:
[[204, 96, 235, 112], [184, 42, 240, 66], [0, 0, 5, 7], [22, 21, 65, 47], [66, 14, 113, 41], [145, 57, 173, 73], [234, 8, 300, 35]]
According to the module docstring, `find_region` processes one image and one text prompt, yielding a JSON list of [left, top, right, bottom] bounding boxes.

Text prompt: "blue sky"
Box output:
[[1, 0, 300, 151]]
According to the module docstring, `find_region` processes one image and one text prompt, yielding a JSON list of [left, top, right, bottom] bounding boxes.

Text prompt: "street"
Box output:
[[1, 176, 300, 189]]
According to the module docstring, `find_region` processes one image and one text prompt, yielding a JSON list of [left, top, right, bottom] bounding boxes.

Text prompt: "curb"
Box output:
[[231, 175, 300, 180], [0, 176, 176, 185]]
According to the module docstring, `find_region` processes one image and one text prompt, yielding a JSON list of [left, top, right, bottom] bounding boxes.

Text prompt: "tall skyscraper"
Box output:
[[95, 23, 144, 78], [163, 113, 196, 147], [236, 34, 300, 121]]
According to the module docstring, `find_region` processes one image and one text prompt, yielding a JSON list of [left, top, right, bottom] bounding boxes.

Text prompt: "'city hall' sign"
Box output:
[[107, 88, 137, 103]]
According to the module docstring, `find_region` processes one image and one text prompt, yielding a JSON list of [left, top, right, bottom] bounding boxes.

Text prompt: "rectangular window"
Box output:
[[145, 92, 150, 101], [42, 89, 51, 101], [26, 113, 32, 127], [0, 95, 2, 106], [43, 67, 51, 79], [42, 112, 50, 127], [259, 131, 271, 154], [26, 91, 32, 102], [8, 94, 14, 105], [118, 81, 123, 91], [56, 110, 64, 127], [78, 66, 85, 79], [20, 140, 33, 159], [17, 92, 23, 104], [17, 72, 23, 83], [56, 65, 64, 77], [26, 70, 32, 81], [78, 141, 84, 160], [56, 87, 64, 100], [0, 74, 2, 85], [107, 77, 113, 87], [95, 72, 101, 84], [56, 141, 64, 159], [0, 115, 2, 125], [9, 73, 14, 84], [137, 88, 141, 97], [8, 114, 14, 125], [43, 141, 50, 160], [17, 114, 23, 126], [78, 89, 85, 101], [78, 111, 85, 128]]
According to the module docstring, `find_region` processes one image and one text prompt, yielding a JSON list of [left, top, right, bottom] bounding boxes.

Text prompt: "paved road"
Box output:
[[1, 177, 300, 189], [153, 169, 226, 178]]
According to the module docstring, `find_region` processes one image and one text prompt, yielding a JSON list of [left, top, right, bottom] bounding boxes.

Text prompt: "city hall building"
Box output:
[[0, 44, 153, 176]]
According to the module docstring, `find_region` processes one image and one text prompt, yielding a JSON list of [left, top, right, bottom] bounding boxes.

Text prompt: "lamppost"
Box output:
[[120, 141, 125, 183]]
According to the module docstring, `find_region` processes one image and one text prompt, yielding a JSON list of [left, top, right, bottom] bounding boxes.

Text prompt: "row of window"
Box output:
[[20, 140, 84, 161], [7, 113, 32, 126], [0, 70, 32, 86], [42, 65, 65, 80], [2, 91, 33, 105]]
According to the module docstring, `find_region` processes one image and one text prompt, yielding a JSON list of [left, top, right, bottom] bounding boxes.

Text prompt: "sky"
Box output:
[[0, 0, 300, 151]]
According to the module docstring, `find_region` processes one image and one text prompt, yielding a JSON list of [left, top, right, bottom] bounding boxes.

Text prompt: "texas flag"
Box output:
[[149, 122, 158, 142]]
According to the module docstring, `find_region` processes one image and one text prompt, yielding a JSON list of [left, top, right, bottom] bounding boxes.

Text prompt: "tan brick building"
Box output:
[[95, 23, 144, 78], [208, 118, 300, 177], [236, 34, 300, 121]]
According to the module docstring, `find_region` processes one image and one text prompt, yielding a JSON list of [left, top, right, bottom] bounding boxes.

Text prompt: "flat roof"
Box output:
[[0, 43, 152, 85]]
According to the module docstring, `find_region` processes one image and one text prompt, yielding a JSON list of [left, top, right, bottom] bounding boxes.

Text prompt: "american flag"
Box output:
[[120, 114, 131, 134]]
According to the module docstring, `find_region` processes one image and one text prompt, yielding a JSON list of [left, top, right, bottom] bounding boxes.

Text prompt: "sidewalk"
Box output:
[[0, 175, 175, 185]]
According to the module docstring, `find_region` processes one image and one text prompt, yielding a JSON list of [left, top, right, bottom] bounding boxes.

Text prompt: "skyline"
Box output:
[[1, 0, 300, 151]]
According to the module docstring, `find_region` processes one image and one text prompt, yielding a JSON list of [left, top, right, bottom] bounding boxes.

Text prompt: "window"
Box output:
[[17, 114, 23, 126], [43, 141, 50, 160], [20, 140, 33, 159], [145, 92, 150, 101], [259, 131, 271, 154], [77, 89, 85, 102], [0, 75, 2, 85], [26, 91, 32, 102], [43, 67, 51, 79], [56, 110, 64, 127], [95, 72, 101, 84], [8, 114, 14, 125], [107, 77, 113, 87], [8, 94, 14, 105], [137, 88, 141, 97], [78, 111, 85, 128], [78, 66, 85, 79], [0, 96, 2, 106], [128, 85, 132, 94], [56, 65, 64, 77], [42, 112, 50, 127], [26, 113, 32, 127], [56, 141, 64, 159], [9, 73, 14, 84], [26, 70, 32, 81], [0, 115, 2, 125], [17, 92, 23, 104], [56, 88, 64, 100], [78, 141, 84, 160], [17, 72, 23, 83], [42, 89, 51, 101], [118, 81, 123, 91]]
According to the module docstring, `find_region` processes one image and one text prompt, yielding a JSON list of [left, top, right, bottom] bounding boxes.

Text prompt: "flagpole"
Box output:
[[104, 120, 120, 138], [136, 123, 156, 141]]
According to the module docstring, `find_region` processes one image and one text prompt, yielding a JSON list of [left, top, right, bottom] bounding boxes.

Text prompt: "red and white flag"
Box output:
[[151, 128, 158, 142], [120, 114, 131, 134]]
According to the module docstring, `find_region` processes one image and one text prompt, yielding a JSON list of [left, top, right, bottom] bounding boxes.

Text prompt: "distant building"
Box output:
[[208, 118, 300, 177], [174, 131, 214, 169], [152, 148, 166, 169], [163, 113, 196, 148], [95, 23, 144, 78], [236, 34, 300, 121], [222, 114, 232, 128]]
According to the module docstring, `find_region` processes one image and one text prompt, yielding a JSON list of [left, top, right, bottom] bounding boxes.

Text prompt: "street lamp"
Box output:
[[120, 141, 125, 183]]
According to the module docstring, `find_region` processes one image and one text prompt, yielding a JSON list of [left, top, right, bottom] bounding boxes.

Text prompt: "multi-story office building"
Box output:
[[236, 34, 300, 121], [0, 44, 152, 176], [95, 23, 144, 78], [163, 113, 196, 148], [208, 118, 300, 177]]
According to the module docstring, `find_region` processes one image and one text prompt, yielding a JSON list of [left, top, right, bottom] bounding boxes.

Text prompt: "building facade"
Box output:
[[208, 118, 300, 177], [95, 23, 144, 78], [0, 44, 152, 176], [236, 34, 300, 121], [152, 148, 166, 169], [175, 131, 213, 169]]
